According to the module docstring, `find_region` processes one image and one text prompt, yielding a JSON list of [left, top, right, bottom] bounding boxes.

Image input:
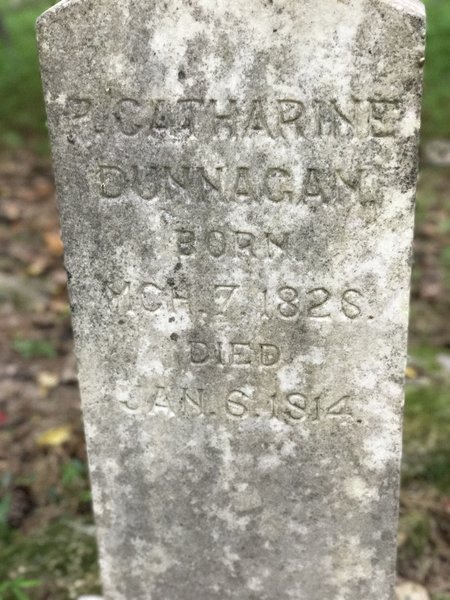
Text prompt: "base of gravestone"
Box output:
[[77, 584, 431, 600]]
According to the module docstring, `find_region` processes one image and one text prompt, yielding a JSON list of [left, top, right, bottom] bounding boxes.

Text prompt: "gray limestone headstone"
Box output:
[[37, 1, 425, 598]]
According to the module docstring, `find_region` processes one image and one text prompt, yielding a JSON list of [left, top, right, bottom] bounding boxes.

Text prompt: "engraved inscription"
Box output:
[[98, 163, 374, 205], [189, 341, 281, 366], [175, 229, 290, 259], [104, 278, 369, 321], [66, 95, 402, 140], [262, 287, 366, 321], [117, 381, 355, 423]]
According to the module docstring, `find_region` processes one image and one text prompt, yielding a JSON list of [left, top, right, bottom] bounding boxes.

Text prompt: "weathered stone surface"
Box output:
[[37, 1, 425, 598]]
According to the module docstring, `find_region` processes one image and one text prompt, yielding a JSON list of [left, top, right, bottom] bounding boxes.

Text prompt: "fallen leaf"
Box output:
[[15, 187, 36, 203], [0, 200, 21, 221], [50, 268, 68, 287], [37, 371, 60, 397], [49, 299, 70, 315], [395, 582, 430, 600], [37, 425, 72, 448], [27, 256, 51, 277], [44, 231, 64, 257], [397, 530, 407, 547], [32, 176, 54, 199], [405, 366, 418, 380]]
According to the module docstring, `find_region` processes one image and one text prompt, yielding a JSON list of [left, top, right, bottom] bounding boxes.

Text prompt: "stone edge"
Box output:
[[36, 0, 426, 30], [380, 0, 426, 19], [36, 0, 84, 31]]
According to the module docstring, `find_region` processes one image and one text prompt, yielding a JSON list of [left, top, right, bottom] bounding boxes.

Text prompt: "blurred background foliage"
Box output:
[[421, 0, 450, 140], [0, 0, 449, 599], [0, 0, 53, 151]]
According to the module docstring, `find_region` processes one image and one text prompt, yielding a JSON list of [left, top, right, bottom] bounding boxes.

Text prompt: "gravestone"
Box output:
[[37, 0, 425, 598]]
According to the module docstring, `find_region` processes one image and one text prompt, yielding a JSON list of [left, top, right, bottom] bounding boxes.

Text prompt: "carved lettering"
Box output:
[[104, 278, 368, 321], [341, 289, 364, 320], [117, 381, 355, 424], [260, 344, 281, 366], [188, 341, 281, 367], [214, 285, 239, 314], [265, 168, 293, 203], [175, 228, 290, 259], [277, 100, 306, 138], [97, 163, 373, 205], [114, 99, 144, 136], [307, 288, 331, 319], [208, 99, 238, 138], [99, 165, 127, 198], [69, 94, 403, 140], [369, 100, 400, 137], [141, 283, 163, 313], [226, 390, 251, 417], [66, 97, 92, 119], [180, 387, 205, 416]]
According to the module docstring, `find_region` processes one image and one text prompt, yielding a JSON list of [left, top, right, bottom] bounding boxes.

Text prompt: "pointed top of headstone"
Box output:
[[36, 0, 72, 24], [38, 0, 426, 27], [382, 0, 425, 18]]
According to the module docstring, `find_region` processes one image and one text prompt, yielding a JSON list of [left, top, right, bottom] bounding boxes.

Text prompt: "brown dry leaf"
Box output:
[[15, 187, 37, 203], [44, 231, 64, 257], [50, 268, 68, 287], [397, 530, 408, 547], [49, 299, 70, 315], [0, 200, 21, 221], [37, 425, 72, 448], [32, 176, 54, 200], [27, 256, 51, 277]]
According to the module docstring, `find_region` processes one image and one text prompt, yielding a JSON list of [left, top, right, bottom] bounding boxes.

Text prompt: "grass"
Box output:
[[12, 338, 57, 360], [403, 347, 450, 494], [0, 459, 99, 599], [397, 347, 450, 589], [0, 520, 100, 600], [0, 578, 41, 600]]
